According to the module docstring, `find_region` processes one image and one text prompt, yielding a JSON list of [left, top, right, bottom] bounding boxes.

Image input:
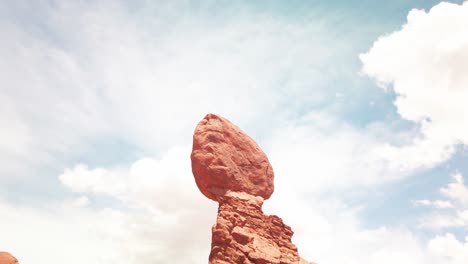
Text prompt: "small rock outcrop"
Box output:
[[191, 114, 312, 264], [0, 252, 18, 264]]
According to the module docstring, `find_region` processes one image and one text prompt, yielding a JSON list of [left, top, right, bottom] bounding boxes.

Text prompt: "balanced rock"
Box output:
[[191, 113, 274, 201], [0, 252, 18, 264], [191, 114, 312, 264]]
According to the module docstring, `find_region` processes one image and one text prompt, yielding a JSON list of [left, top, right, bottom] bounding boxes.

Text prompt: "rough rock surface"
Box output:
[[0, 252, 18, 264], [191, 114, 312, 264], [209, 192, 310, 264], [191, 113, 274, 202]]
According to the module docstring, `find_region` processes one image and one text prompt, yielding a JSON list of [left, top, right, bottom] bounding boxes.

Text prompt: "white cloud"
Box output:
[[413, 199, 454, 209], [2, 146, 217, 264], [3, 123, 463, 264], [60, 165, 127, 196], [2, 1, 468, 264], [416, 173, 468, 230], [430, 200, 454, 209], [73, 195, 90, 207], [59, 146, 213, 213], [419, 211, 468, 230], [441, 173, 468, 205], [360, 1, 468, 170], [51, 141, 443, 264], [266, 112, 433, 194], [428, 233, 468, 264], [360, 5, 468, 260], [4, 158, 437, 264], [0, 0, 348, 181], [264, 191, 432, 264], [0, 198, 213, 264], [414, 199, 433, 206], [2, 1, 420, 263]]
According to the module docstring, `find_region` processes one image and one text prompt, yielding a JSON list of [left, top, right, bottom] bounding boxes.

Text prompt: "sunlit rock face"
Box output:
[[191, 114, 313, 264], [0, 252, 19, 264], [191, 113, 274, 202]]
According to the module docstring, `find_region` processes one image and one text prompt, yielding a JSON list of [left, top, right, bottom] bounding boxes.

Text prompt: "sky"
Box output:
[[1, 0, 468, 263]]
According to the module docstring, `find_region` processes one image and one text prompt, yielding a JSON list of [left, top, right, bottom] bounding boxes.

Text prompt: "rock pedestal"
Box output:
[[191, 114, 312, 264], [210, 192, 309, 264]]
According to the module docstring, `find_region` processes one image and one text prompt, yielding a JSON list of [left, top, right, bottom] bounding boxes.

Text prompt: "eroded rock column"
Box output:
[[191, 114, 312, 264]]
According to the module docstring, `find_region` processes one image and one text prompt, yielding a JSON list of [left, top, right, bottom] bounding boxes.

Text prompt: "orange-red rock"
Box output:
[[191, 113, 274, 201], [209, 192, 311, 264], [0, 252, 18, 264], [191, 114, 312, 264]]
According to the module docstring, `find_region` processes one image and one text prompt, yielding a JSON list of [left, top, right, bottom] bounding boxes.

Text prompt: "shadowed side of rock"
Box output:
[[209, 192, 310, 264]]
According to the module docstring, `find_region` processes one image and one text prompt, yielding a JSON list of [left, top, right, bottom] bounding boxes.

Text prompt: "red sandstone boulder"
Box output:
[[0, 252, 18, 264], [191, 114, 274, 201]]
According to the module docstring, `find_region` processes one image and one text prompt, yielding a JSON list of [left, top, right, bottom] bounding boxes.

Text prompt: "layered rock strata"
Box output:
[[191, 114, 311, 264]]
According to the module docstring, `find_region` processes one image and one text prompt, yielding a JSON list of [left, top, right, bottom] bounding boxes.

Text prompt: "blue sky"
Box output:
[[1, 1, 468, 263]]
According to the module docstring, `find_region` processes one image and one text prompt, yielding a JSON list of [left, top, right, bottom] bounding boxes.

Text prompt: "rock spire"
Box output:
[[191, 113, 312, 264]]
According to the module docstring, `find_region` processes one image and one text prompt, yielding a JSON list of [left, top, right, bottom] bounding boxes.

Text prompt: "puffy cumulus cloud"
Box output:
[[264, 117, 468, 263], [0, 183, 435, 264], [3, 1, 468, 264], [360, 1, 468, 170], [360, 5, 468, 261], [2, 146, 216, 264], [3, 115, 461, 264], [60, 165, 127, 196], [411, 173, 468, 264], [43, 136, 441, 264], [7, 153, 436, 264], [428, 233, 468, 264], [59, 146, 213, 213], [264, 113, 448, 263], [0, 198, 212, 264], [0, 0, 346, 181]]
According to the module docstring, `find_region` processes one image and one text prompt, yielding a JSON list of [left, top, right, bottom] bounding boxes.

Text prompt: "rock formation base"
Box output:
[[209, 192, 310, 264]]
